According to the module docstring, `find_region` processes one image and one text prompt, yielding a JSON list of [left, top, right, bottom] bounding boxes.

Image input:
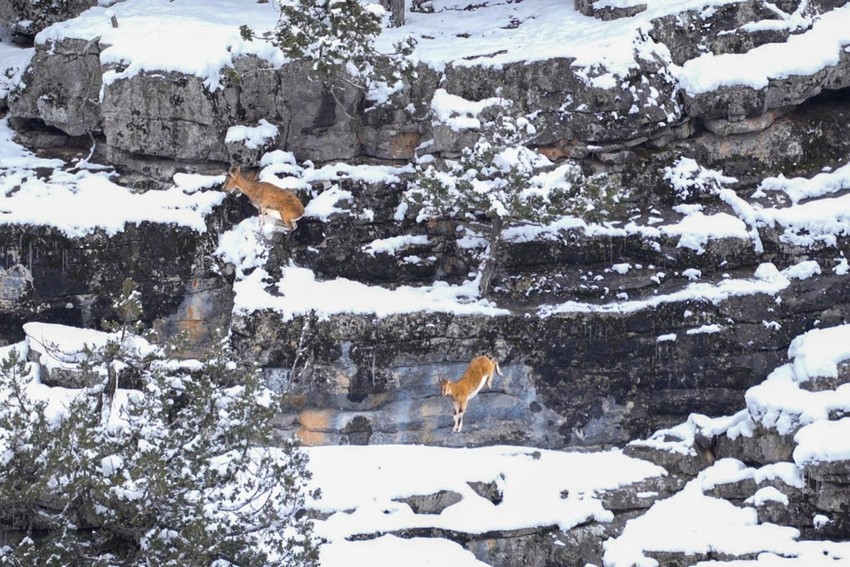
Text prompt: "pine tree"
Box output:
[[406, 100, 591, 297], [0, 281, 318, 566], [240, 0, 416, 98]]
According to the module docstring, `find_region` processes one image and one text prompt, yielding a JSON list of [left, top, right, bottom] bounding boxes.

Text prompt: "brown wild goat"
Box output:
[[222, 166, 304, 231], [439, 355, 502, 433]]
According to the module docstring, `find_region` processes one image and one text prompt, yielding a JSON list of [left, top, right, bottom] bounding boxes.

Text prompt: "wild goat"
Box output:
[[439, 355, 502, 433], [222, 166, 304, 231]]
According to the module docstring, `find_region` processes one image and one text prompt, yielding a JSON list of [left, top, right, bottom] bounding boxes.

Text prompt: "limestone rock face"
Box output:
[[6, 92, 850, 452], [597, 475, 687, 510], [276, 64, 363, 161], [0, 220, 233, 351], [103, 59, 364, 166], [464, 521, 625, 567], [619, 334, 850, 545], [648, 0, 791, 66], [646, 0, 850, 128], [8, 0, 850, 181], [714, 427, 796, 464], [687, 94, 850, 182], [680, 51, 850, 122], [237, 311, 568, 448], [230, 263, 850, 450], [439, 56, 682, 156], [8, 38, 102, 137], [209, 146, 850, 450], [9, 48, 369, 168], [806, 459, 850, 520], [103, 71, 229, 163]]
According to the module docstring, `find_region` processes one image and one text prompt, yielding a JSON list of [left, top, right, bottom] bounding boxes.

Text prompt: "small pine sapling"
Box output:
[[407, 99, 583, 297], [406, 101, 560, 297]]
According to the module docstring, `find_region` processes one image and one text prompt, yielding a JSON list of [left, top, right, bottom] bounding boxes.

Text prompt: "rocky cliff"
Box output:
[[2, 0, 850, 448], [1, 0, 850, 562]]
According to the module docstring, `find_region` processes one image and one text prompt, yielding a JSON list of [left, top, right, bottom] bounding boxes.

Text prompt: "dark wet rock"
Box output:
[[0, 219, 232, 350]]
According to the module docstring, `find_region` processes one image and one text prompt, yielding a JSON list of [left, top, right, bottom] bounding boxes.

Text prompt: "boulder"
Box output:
[[8, 38, 102, 137], [574, 0, 647, 20], [395, 490, 463, 514], [467, 480, 503, 505], [804, 459, 850, 534], [0, 0, 96, 41], [440, 56, 682, 153], [752, 483, 819, 531], [681, 51, 850, 123], [714, 428, 796, 466], [598, 475, 688, 510], [622, 443, 707, 476], [648, 1, 792, 66], [465, 515, 639, 567], [704, 477, 758, 502]]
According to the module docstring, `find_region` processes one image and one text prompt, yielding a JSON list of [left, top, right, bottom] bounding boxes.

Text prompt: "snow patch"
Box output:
[[225, 119, 279, 149]]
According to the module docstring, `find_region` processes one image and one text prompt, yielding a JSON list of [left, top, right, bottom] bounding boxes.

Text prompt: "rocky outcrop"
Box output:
[[437, 55, 683, 157], [8, 45, 422, 174], [648, 0, 793, 65], [680, 48, 850, 124], [395, 490, 463, 514], [235, 264, 850, 449], [0, 217, 233, 350], [8, 37, 102, 137], [208, 94, 850, 447], [6, 0, 850, 182], [5, 85, 850, 447], [684, 92, 850, 182], [102, 70, 232, 164], [3, 0, 850, 562], [4, 86, 850, 452], [335, 473, 685, 567], [575, 0, 647, 21], [624, 360, 850, 545]]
